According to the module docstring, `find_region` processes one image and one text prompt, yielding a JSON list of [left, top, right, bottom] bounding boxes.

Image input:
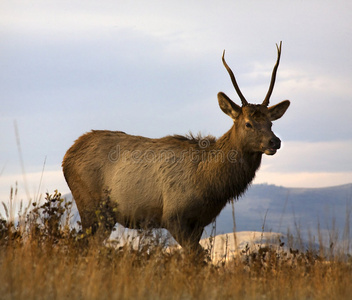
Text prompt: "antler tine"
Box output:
[[222, 50, 248, 106], [262, 41, 282, 107]]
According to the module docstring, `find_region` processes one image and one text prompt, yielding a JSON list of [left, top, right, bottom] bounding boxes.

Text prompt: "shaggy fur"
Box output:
[[62, 95, 289, 250]]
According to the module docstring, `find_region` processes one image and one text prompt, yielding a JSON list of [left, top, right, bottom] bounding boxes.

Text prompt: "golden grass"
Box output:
[[1, 191, 351, 300]]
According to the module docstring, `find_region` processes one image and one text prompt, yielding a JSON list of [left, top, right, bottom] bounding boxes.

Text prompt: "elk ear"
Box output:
[[268, 100, 290, 121], [218, 92, 241, 120]]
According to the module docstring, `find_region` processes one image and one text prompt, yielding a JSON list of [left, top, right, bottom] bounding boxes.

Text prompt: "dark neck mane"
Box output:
[[196, 128, 262, 203]]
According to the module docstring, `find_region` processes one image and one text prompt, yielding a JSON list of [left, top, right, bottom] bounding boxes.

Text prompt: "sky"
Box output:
[[1, 0, 352, 204]]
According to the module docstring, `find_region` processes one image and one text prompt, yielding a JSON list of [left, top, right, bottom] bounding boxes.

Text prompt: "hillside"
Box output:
[[205, 183, 352, 243]]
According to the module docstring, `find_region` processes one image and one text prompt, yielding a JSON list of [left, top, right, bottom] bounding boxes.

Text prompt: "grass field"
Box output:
[[1, 190, 351, 300]]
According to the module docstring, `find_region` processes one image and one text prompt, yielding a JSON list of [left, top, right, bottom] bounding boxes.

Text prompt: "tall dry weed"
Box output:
[[0, 190, 351, 300]]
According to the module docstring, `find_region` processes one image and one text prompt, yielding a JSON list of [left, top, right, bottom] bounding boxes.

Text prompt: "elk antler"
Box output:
[[262, 41, 282, 107], [222, 50, 249, 106]]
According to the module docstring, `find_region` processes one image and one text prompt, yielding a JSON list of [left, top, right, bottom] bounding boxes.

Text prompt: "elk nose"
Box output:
[[269, 137, 281, 149]]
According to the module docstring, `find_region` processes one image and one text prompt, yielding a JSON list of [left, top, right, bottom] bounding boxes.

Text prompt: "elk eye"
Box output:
[[245, 122, 252, 128]]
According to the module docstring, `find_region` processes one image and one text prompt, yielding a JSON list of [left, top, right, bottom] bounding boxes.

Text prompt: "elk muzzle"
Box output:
[[263, 135, 281, 155]]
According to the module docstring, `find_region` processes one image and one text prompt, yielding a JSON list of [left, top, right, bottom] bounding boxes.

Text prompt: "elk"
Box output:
[[62, 42, 290, 252]]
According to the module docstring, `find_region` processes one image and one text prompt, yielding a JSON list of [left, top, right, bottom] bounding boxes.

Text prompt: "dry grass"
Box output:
[[1, 191, 351, 300]]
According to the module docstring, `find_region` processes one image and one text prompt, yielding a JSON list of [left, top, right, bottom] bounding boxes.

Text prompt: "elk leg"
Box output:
[[167, 220, 204, 253], [74, 191, 116, 242], [79, 208, 98, 234]]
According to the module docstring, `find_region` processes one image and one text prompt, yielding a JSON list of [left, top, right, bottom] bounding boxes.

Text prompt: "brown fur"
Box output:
[[62, 47, 290, 251]]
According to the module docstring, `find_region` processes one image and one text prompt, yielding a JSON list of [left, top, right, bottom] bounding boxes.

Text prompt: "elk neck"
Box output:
[[195, 127, 262, 203]]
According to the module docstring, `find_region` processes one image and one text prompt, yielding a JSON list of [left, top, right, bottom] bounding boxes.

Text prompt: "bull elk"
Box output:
[[62, 42, 290, 252]]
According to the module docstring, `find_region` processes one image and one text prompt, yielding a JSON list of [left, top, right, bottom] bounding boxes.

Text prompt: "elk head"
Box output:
[[218, 42, 290, 155]]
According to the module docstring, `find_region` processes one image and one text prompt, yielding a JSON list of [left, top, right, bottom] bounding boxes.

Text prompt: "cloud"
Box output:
[[254, 171, 352, 189], [262, 141, 352, 173], [0, 169, 69, 218], [1, 0, 352, 196], [256, 140, 352, 187]]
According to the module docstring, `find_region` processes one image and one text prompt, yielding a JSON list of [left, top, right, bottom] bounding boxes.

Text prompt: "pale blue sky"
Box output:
[[1, 0, 352, 202]]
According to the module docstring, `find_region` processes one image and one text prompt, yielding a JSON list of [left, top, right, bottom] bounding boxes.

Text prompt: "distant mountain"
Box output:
[[205, 183, 352, 243]]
